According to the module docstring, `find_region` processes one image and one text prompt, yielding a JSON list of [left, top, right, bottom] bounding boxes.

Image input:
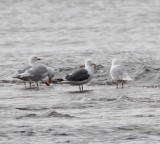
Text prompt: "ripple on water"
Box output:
[[15, 110, 74, 119]]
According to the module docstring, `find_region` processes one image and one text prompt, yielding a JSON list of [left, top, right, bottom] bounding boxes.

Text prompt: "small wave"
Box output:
[[16, 113, 38, 119], [13, 130, 35, 136], [51, 104, 94, 109], [134, 66, 152, 79], [138, 85, 160, 89], [134, 65, 160, 84], [40, 110, 73, 118], [116, 125, 143, 131], [117, 95, 160, 103], [52, 133, 73, 136], [138, 97, 160, 103], [91, 98, 117, 102], [0, 132, 8, 138], [120, 96, 139, 102], [16, 111, 74, 119], [0, 80, 22, 84], [114, 114, 158, 118], [16, 107, 49, 111], [117, 96, 160, 103], [134, 114, 156, 118], [125, 136, 137, 140]]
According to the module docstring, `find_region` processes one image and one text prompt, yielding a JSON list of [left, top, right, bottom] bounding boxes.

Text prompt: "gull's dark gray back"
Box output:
[[65, 68, 89, 81]]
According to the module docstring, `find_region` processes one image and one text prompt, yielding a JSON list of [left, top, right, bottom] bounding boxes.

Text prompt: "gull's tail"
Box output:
[[122, 71, 133, 81], [54, 78, 64, 82], [12, 74, 21, 79], [51, 78, 72, 84], [51, 78, 64, 83], [124, 77, 133, 81], [122, 74, 133, 81]]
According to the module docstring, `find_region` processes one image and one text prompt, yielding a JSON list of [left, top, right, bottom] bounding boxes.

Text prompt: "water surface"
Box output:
[[0, 0, 160, 143]]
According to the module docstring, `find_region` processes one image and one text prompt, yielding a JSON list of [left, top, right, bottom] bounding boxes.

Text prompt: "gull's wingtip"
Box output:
[[50, 78, 64, 84], [12, 75, 20, 78], [126, 77, 133, 81]]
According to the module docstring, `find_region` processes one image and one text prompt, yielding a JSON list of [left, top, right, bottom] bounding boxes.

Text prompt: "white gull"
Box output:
[[110, 58, 132, 88]]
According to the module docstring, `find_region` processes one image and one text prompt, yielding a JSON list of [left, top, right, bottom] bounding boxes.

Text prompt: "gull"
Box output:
[[19, 64, 51, 88], [57, 59, 96, 92], [110, 58, 132, 88], [12, 56, 41, 87], [13, 56, 55, 88]]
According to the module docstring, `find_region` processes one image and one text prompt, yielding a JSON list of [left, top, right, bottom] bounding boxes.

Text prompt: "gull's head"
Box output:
[[29, 56, 41, 65], [112, 58, 119, 66], [85, 59, 96, 70]]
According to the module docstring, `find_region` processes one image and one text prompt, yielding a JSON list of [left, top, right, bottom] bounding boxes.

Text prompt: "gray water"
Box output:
[[1, 0, 160, 143]]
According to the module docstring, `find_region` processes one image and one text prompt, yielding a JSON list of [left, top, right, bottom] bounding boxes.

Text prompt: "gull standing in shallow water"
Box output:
[[19, 64, 54, 88], [57, 59, 96, 92], [12, 56, 41, 87], [110, 58, 132, 88], [13, 56, 55, 88]]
